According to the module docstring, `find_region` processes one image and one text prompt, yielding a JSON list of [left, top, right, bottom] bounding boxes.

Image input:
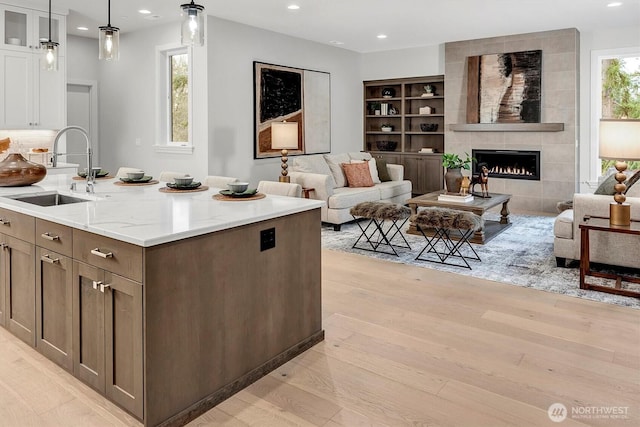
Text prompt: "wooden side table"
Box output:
[[579, 216, 640, 298]]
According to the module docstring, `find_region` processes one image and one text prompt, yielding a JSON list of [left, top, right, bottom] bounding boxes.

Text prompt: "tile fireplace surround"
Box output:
[[444, 28, 579, 213]]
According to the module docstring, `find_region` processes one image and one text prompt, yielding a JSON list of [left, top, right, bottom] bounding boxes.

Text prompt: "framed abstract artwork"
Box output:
[[466, 50, 542, 124], [254, 62, 331, 159]]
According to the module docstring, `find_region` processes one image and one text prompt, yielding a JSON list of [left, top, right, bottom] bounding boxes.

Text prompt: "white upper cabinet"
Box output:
[[1, 4, 66, 57], [0, 3, 66, 130]]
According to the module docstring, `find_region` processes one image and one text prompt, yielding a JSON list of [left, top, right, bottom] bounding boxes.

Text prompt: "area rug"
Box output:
[[321, 214, 640, 309]]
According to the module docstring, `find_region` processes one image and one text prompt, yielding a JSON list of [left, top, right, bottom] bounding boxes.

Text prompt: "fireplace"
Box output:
[[472, 149, 540, 180]]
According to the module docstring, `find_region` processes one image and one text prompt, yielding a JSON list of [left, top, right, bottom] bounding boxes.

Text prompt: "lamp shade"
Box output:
[[599, 119, 640, 161], [271, 122, 298, 150]]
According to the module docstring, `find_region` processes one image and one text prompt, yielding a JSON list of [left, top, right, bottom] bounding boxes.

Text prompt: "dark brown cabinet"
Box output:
[[1, 234, 35, 346], [36, 247, 73, 372], [364, 75, 445, 194], [72, 228, 143, 419], [402, 154, 444, 195]]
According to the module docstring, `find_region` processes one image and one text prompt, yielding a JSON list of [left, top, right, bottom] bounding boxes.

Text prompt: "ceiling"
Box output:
[[23, 0, 640, 53]]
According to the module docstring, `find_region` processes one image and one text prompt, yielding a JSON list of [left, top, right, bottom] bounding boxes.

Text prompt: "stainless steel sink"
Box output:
[[3, 191, 91, 207]]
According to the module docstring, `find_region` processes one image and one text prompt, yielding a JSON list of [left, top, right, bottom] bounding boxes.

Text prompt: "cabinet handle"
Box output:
[[100, 283, 111, 293], [0, 218, 10, 225], [91, 248, 113, 258], [41, 254, 60, 264], [41, 232, 60, 241], [92, 280, 102, 290]]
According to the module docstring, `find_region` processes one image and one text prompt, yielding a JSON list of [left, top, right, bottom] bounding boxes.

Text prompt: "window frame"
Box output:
[[589, 46, 640, 184], [154, 43, 194, 154]]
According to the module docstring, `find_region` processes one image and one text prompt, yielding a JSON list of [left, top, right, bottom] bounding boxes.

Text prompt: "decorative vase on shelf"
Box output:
[[444, 168, 463, 193], [0, 153, 47, 187], [381, 87, 395, 98]]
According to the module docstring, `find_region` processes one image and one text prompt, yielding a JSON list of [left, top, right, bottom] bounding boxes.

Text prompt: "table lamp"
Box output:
[[599, 119, 640, 226], [271, 121, 298, 183]]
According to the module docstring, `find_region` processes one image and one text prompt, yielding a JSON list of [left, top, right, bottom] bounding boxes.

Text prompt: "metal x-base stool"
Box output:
[[350, 201, 412, 256], [412, 207, 483, 269]]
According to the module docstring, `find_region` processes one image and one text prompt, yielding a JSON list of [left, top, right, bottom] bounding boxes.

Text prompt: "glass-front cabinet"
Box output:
[[1, 4, 65, 56]]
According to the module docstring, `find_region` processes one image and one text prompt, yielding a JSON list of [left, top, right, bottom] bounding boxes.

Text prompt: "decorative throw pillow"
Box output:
[[348, 152, 372, 161], [376, 158, 392, 182], [341, 162, 374, 187], [594, 172, 617, 195], [624, 170, 640, 194], [350, 159, 380, 184], [323, 153, 351, 188]]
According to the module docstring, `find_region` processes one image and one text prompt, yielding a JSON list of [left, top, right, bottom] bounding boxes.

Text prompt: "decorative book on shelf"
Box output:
[[437, 193, 474, 203]]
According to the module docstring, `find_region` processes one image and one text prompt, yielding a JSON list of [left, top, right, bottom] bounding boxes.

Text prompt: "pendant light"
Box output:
[[99, 0, 119, 60], [180, 1, 205, 46], [40, 0, 59, 71]]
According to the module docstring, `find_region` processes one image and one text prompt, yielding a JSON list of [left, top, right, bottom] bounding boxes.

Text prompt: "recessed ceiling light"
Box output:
[[607, 2, 622, 6], [138, 9, 152, 15], [329, 40, 344, 45], [76, 26, 89, 31], [288, 5, 300, 10], [377, 34, 387, 39]]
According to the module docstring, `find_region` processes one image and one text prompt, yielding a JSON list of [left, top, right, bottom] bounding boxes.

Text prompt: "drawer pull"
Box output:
[[91, 248, 113, 258], [0, 218, 10, 225], [41, 232, 60, 241], [41, 254, 60, 264], [92, 280, 102, 290], [100, 283, 111, 293]]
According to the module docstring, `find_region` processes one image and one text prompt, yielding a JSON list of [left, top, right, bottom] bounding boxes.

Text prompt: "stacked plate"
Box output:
[[219, 188, 258, 198]]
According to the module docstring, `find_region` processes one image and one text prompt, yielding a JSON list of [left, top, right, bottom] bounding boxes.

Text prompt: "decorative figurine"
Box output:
[[460, 175, 471, 195], [471, 163, 491, 198]]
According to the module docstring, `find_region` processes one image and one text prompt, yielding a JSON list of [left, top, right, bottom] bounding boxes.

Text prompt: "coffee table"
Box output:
[[406, 190, 512, 244]]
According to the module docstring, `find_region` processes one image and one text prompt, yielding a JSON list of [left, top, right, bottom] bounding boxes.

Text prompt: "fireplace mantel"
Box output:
[[449, 123, 564, 132]]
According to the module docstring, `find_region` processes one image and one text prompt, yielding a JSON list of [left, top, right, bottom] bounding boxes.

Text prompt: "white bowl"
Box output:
[[173, 176, 194, 186], [127, 171, 145, 180], [227, 182, 249, 193], [7, 37, 21, 46]]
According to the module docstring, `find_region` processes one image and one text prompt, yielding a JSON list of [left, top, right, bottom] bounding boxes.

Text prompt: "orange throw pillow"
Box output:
[[341, 162, 374, 188]]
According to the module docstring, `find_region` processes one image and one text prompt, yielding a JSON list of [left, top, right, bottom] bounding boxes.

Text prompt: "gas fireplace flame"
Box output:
[[489, 165, 534, 176]]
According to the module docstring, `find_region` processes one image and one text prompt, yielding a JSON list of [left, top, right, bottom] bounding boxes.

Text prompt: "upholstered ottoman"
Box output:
[[412, 207, 483, 269], [350, 201, 411, 256]]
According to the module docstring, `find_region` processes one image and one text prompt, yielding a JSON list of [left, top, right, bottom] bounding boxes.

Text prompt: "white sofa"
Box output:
[[554, 184, 640, 268], [289, 152, 412, 230]]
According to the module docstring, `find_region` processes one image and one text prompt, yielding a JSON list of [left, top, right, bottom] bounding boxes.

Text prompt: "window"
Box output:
[[170, 52, 189, 143], [155, 45, 194, 153], [590, 48, 640, 182]]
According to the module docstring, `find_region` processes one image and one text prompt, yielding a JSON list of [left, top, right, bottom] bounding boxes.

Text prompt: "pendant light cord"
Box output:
[[108, 0, 111, 27], [48, 0, 52, 41]]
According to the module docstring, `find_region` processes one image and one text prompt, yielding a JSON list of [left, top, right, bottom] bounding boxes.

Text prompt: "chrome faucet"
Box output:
[[53, 126, 94, 193]]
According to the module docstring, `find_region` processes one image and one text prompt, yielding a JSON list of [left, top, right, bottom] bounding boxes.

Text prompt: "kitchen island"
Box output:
[[0, 174, 324, 426]]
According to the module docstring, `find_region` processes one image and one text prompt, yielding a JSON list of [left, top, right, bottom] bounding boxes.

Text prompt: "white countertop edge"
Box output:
[[0, 175, 325, 247]]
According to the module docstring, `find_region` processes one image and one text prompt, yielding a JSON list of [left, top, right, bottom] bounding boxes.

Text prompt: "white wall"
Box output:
[[206, 17, 361, 184], [66, 36, 99, 82], [360, 44, 445, 81]]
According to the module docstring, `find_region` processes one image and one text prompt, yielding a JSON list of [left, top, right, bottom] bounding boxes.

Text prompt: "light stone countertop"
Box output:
[[0, 174, 324, 247]]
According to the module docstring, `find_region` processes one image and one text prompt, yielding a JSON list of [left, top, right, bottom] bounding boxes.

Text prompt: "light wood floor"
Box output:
[[1, 249, 638, 426]]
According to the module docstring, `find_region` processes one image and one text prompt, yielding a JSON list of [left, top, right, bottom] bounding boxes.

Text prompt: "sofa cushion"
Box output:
[[377, 180, 412, 200], [292, 154, 336, 188], [376, 158, 392, 182], [328, 186, 381, 209], [554, 209, 573, 239], [624, 170, 640, 195], [324, 153, 351, 188], [350, 158, 381, 184], [341, 162, 374, 187]]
